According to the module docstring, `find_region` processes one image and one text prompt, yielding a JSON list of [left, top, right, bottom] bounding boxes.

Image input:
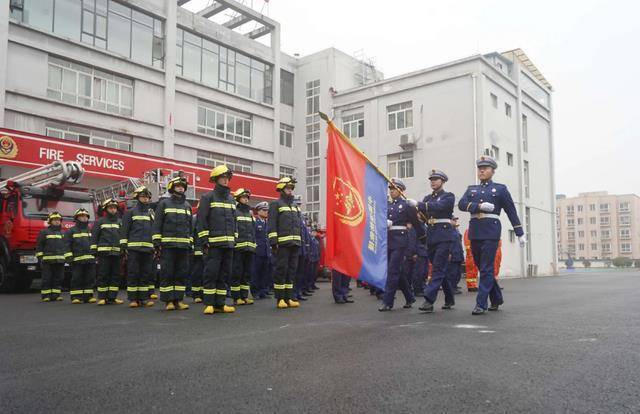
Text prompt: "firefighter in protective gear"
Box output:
[[152, 177, 192, 311], [268, 177, 302, 309], [92, 199, 123, 305], [231, 188, 256, 306], [121, 186, 155, 308], [190, 213, 204, 303], [64, 209, 96, 304], [197, 165, 236, 315], [36, 212, 66, 302]]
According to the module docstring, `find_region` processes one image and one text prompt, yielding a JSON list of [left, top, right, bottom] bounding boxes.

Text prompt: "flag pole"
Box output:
[[319, 111, 428, 221]]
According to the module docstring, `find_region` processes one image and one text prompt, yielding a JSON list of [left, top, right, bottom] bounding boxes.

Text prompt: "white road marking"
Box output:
[[454, 324, 487, 329]]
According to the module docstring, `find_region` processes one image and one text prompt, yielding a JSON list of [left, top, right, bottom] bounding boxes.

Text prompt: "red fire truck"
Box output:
[[0, 128, 279, 292], [0, 160, 92, 291]]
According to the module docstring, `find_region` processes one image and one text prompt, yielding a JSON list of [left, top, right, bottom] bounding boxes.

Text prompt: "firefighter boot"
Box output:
[[235, 298, 246, 306], [113, 299, 124, 305], [88, 297, 97, 303], [194, 297, 203, 304], [55, 297, 63, 301], [72, 299, 82, 304], [277, 299, 288, 309], [165, 302, 176, 311], [244, 298, 254, 305], [287, 299, 300, 308], [42, 297, 50, 303], [175, 301, 189, 310], [203, 306, 215, 315], [144, 300, 155, 307], [97, 299, 107, 306], [221, 305, 236, 313], [150, 293, 159, 300], [129, 301, 139, 308]]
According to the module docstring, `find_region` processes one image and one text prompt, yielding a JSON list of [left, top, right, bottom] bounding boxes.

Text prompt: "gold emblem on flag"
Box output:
[[0, 136, 18, 159], [333, 177, 364, 227]]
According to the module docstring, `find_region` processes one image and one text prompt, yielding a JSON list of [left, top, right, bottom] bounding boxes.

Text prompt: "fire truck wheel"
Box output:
[[0, 261, 15, 293]]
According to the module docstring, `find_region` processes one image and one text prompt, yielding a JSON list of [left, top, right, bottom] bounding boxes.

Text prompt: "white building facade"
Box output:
[[0, 1, 556, 277]]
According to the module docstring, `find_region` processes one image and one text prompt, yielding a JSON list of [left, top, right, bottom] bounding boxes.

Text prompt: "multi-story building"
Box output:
[[556, 192, 640, 262], [0, 0, 556, 277]]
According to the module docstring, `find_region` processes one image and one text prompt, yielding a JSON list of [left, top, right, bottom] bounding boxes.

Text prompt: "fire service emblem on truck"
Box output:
[[0, 135, 18, 159]]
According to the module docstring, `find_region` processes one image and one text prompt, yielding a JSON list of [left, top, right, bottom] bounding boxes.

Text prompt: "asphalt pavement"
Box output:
[[1, 270, 639, 413]]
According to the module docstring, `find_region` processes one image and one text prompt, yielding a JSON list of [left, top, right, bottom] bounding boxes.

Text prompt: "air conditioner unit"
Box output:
[[399, 133, 417, 150]]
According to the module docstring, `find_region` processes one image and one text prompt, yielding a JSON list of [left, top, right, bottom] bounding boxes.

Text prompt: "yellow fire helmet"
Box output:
[[47, 211, 62, 223], [132, 186, 151, 199], [276, 176, 297, 191], [233, 188, 251, 201], [209, 164, 233, 182], [101, 198, 119, 210], [167, 177, 188, 193], [73, 208, 91, 219]]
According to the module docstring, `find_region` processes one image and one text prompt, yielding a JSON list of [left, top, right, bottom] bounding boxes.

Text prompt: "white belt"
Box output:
[[471, 213, 500, 220], [389, 226, 407, 231], [427, 218, 452, 225]]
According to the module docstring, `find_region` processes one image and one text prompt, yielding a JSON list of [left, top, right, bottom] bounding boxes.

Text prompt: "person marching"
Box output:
[[92, 199, 123, 305], [268, 177, 302, 309], [458, 156, 526, 315], [120, 186, 155, 308], [36, 212, 66, 302], [64, 208, 96, 304], [308, 227, 321, 292], [190, 213, 204, 303], [407, 170, 456, 313], [151, 177, 192, 311], [448, 216, 464, 294], [411, 218, 429, 296], [252, 201, 272, 299], [197, 165, 236, 315], [379, 178, 416, 312], [231, 188, 256, 306]]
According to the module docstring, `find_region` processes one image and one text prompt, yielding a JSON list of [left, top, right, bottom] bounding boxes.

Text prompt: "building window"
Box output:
[[589, 217, 596, 225], [567, 218, 574, 226], [568, 231, 575, 240], [522, 114, 528, 153], [619, 216, 631, 226], [590, 243, 597, 251], [589, 204, 596, 211], [491, 145, 500, 160], [578, 231, 584, 238], [387, 152, 414, 179], [590, 230, 597, 238], [387, 101, 413, 131], [197, 102, 252, 145], [599, 203, 609, 213], [279, 165, 295, 179], [566, 205, 574, 214], [577, 205, 583, 212], [508, 230, 515, 243], [343, 113, 365, 138], [620, 229, 631, 239], [601, 229, 611, 239], [621, 243, 632, 254], [306, 80, 320, 115], [577, 218, 583, 225], [507, 152, 513, 166], [523, 160, 530, 198], [505, 103, 512, 117], [618, 202, 630, 212], [601, 243, 611, 254], [280, 69, 294, 106], [578, 243, 585, 251], [15, 0, 164, 67], [490, 93, 498, 108], [196, 150, 252, 173], [305, 80, 321, 223], [279, 123, 293, 148], [46, 121, 131, 151], [600, 216, 610, 226], [176, 29, 273, 104], [47, 56, 133, 116]]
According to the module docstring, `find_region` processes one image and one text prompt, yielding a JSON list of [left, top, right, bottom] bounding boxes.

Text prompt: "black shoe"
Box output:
[[442, 303, 454, 310], [297, 296, 308, 301], [344, 298, 354, 303], [403, 299, 415, 309], [376, 294, 383, 300], [347, 294, 353, 298], [418, 300, 434, 313], [468, 288, 478, 292], [378, 305, 393, 312], [454, 288, 462, 295], [335, 298, 346, 304], [311, 285, 319, 290], [472, 306, 485, 315], [302, 291, 313, 297], [488, 299, 504, 311]]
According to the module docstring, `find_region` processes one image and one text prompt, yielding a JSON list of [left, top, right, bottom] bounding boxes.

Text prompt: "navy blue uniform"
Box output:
[[295, 221, 311, 299], [308, 235, 320, 289], [332, 269, 350, 302], [458, 180, 523, 309], [448, 228, 464, 289], [383, 198, 416, 308], [252, 217, 272, 298], [418, 190, 456, 306], [411, 222, 429, 295]]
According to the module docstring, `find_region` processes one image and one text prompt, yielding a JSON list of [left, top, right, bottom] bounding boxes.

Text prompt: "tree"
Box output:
[[612, 256, 633, 268], [582, 260, 591, 268]]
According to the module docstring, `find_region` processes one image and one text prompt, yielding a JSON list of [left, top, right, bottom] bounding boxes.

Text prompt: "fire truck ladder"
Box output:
[[91, 178, 143, 207], [0, 160, 85, 192]]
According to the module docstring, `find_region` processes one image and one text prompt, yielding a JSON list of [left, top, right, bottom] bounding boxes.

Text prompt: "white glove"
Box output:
[[406, 199, 417, 207], [518, 235, 527, 248], [479, 202, 495, 212], [387, 220, 393, 228]]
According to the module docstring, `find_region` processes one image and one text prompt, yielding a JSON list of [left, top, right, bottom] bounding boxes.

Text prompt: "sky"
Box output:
[[186, 0, 640, 197]]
